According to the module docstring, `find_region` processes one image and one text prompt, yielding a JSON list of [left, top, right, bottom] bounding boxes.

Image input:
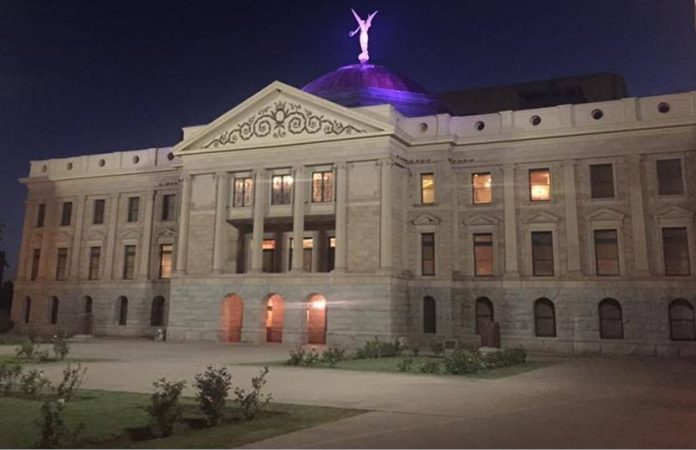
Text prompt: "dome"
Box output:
[[302, 64, 444, 117]]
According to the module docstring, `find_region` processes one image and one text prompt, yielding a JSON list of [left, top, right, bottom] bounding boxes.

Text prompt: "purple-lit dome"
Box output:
[[303, 64, 444, 117]]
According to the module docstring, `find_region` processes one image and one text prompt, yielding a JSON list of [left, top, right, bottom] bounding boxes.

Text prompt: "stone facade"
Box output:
[[11, 80, 696, 355]]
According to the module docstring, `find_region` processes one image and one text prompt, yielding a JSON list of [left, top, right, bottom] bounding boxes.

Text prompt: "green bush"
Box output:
[[354, 337, 401, 359], [15, 340, 40, 360], [147, 378, 186, 437], [234, 366, 272, 421], [0, 362, 23, 396], [320, 348, 346, 367], [396, 357, 413, 372], [286, 347, 306, 366], [419, 360, 441, 374], [443, 350, 482, 375], [20, 368, 51, 397], [430, 342, 444, 357], [56, 364, 86, 402], [302, 348, 320, 366], [52, 334, 70, 361], [194, 366, 232, 426]]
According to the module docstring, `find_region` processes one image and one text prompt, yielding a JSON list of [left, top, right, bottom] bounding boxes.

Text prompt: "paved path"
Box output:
[[5, 339, 696, 448]]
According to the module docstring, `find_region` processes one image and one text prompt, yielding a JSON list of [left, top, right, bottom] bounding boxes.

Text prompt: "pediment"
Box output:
[[411, 213, 441, 226], [173, 81, 392, 154], [586, 208, 625, 222], [54, 231, 72, 244], [29, 234, 42, 246], [656, 206, 694, 219], [86, 230, 106, 242], [464, 214, 499, 226], [119, 228, 142, 240], [522, 211, 561, 224], [157, 228, 177, 239]]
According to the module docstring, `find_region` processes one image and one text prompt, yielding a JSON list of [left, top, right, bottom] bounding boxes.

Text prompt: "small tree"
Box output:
[[234, 366, 272, 420], [56, 364, 86, 402], [193, 366, 232, 426], [147, 378, 186, 438], [52, 334, 70, 361]]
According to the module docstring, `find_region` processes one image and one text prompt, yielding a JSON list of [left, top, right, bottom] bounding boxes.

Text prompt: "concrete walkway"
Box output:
[[5, 339, 696, 448]]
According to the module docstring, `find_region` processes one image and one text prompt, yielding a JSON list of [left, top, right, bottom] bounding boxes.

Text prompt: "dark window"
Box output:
[[423, 296, 436, 334], [271, 175, 293, 205], [50, 297, 59, 325], [590, 164, 614, 199], [663, 227, 690, 276], [473, 233, 494, 276], [594, 229, 619, 276], [233, 177, 254, 207], [88, 247, 101, 280], [159, 244, 173, 279], [669, 299, 696, 341], [30, 249, 40, 281], [60, 202, 73, 226], [55, 248, 68, 281], [421, 173, 435, 204], [36, 203, 46, 227], [288, 238, 313, 272], [312, 171, 334, 203], [529, 169, 551, 201], [657, 159, 684, 195], [84, 296, 93, 314], [24, 297, 31, 324], [472, 173, 492, 204], [127, 197, 140, 222], [262, 239, 276, 273], [475, 297, 494, 334], [161, 194, 176, 221], [150, 296, 166, 327], [117, 296, 128, 326], [123, 246, 136, 280], [421, 233, 435, 276], [534, 298, 556, 337], [93, 199, 105, 224], [531, 231, 554, 276], [599, 298, 623, 339]]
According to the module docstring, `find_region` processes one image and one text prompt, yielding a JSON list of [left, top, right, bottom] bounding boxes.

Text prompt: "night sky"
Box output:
[[0, 0, 694, 280]]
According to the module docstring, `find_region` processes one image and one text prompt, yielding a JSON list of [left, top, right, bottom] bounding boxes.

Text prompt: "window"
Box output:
[[88, 247, 101, 280], [594, 229, 619, 276], [117, 296, 128, 326], [55, 248, 68, 281], [50, 297, 59, 325], [161, 194, 176, 221], [475, 297, 494, 334], [531, 231, 554, 276], [472, 173, 492, 204], [127, 197, 140, 222], [420, 173, 435, 204], [30, 249, 40, 281], [473, 233, 494, 276], [123, 245, 136, 280], [84, 296, 93, 314], [312, 171, 334, 203], [233, 177, 254, 207], [271, 175, 293, 205], [36, 203, 46, 227], [24, 297, 31, 324], [662, 227, 690, 276], [93, 199, 105, 225], [262, 239, 276, 273], [421, 233, 435, 276], [599, 299, 623, 339], [590, 164, 614, 199], [60, 202, 72, 226], [423, 296, 436, 334], [534, 298, 556, 337], [657, 159, 684, 195], [150, 296, 166, 327], [288, 238, 313, 272], [159, 244, 173, 279], [529, 169, 551, 201], [327, 237, 336, 272], [669, 299, 696, 341]]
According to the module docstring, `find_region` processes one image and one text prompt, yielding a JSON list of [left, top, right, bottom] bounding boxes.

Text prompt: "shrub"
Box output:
[[430, 342, 444, 357], [419, 360, 441, 374], [147, 378, 186, 438], [194, 366, 232, 426], [396, 357, 413, 372], [56, 364, 86, 402], [234, 366, 272, 420], [354, 337, 401, 359], [505, 347, 527, 365], [52, 334, 70, 361], [0, 362, 23, 396], [443, 350, 482, 375], [37, 399, 74, 448], [302, 348, 320, 366], [15, 340, 41, 360], [20, 368, 51, 397], [286, 347, 306, 366], [320, 348, 346, 367]]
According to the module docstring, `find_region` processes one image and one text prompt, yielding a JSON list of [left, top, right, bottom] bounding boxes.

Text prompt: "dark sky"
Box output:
[[0, 0, 694, 280]]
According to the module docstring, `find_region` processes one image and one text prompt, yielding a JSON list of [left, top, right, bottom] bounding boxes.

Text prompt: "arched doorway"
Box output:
[[307, 294, 327, 345], [150, 296, 166, 327], [266, 294, 284, 343], [83, 296, 93, 335], [221, 294, 243, 343]]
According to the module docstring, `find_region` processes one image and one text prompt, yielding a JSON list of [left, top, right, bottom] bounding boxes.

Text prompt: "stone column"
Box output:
[[563, 161, 581, 274], [103, 194, 121, 280], [175, 174, 192, 274], [69, 196, 86, 280], [212, 172, 229, 274], [379, 159, 393, 271], [138, 189, 156, 279], [250, 168, 267, 273], [291, 166, 306, 273], [502, 165, 519, 277], [628, 155, 650, 275], [333, 163, 348, 272]]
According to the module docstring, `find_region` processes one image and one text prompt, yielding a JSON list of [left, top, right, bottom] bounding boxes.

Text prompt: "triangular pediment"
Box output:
[[173, 81, 392, 154], [54, 231, 72, 244], [464, 214, 499, 226], [86, 230, 106, 242], [656, 206, 694, 219], [157, 228, 177, 239], [522, 211, 561, 224], [119, 228, 142, 240], [411, 213, 441, 226], [587, 208, 625, 222]]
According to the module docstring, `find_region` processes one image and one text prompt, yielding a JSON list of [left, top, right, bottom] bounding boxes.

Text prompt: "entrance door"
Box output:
[[266, 295, 284, 343], [307, 295, 327, 345]]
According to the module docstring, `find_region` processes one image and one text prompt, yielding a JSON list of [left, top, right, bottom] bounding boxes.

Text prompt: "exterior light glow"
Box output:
[[311, 298, 327, 310]]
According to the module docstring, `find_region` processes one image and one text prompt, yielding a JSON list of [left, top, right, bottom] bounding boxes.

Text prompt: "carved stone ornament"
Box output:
[[203, 101, 366, 148]]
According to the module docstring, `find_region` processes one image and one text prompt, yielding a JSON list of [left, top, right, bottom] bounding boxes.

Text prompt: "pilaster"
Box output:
[[563, 161, 581, 274], [379, 159, 393, 271], [333, 162, 348, 273], [139, 189, 156, 279], [175, 174, 192, 274], [291, 166, 306, 273], [250, 168, 267, 273], [503, 165, 519, 277], [212, 172, 229, 274]]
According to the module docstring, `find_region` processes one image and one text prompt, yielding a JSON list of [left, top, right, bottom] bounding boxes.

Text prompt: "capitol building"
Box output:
[[10, 58, 696, 355]]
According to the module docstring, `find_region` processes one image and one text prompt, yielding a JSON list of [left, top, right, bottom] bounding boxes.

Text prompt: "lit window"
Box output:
[[288, 238, 313, 272], [590, 164, 614, 199], [271, 175, 293, 205], [233, 177, 254, 207], [262, 239, 276, 273], [472, 173, 492, 204], [594, 229, 619, 276], [123, 245, 136, 280], [657, 159, 684, 195], [159, 244, 173, 279], [312, 171, 334, 203], [531, 231, 554, 276], [88, 247, 101, 280], [663, 227, 690, 276], [421, 233, 435, 276], [127, 197, 140, 222], [60, 202, 72, 226], [529, 169, 551, 201], [55, 248, 68, 281], [327, 236, 336, 272], [421, 173, 435, 204], [473, 233, 493, 276]]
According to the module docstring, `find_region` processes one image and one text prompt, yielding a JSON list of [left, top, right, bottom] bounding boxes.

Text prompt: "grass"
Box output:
[[0, 389, 363, 449], [0, 355, 114, 364]]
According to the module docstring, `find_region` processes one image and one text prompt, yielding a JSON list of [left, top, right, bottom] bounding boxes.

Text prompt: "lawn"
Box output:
[[0, 390, 363, 449], [0, 355, 114, 364]]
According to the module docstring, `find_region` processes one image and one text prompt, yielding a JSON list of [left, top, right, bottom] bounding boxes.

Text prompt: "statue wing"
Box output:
[[351, 8, 362, 24], [366, 10, 378, 26]]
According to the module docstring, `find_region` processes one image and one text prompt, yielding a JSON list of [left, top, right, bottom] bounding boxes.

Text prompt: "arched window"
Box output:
[[475, 297, 494, 334], [150, 296, 166, 327], [423, 296, 436, 334], [24, 297, 31, 324], [669, 299, 696, 341], [598, 299, 623, 339], [534, 298, 556, 337], [50, 297, 59, 325], [117, 296, 128, 326], [84, 296, 93, 314]]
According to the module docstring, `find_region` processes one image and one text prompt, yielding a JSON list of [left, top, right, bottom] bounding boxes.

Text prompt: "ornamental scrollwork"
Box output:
[[203, 101, 366, 148]]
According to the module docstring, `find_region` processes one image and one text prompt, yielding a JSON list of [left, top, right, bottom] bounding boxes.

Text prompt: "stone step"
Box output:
[[70, 334, 94, 341]]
